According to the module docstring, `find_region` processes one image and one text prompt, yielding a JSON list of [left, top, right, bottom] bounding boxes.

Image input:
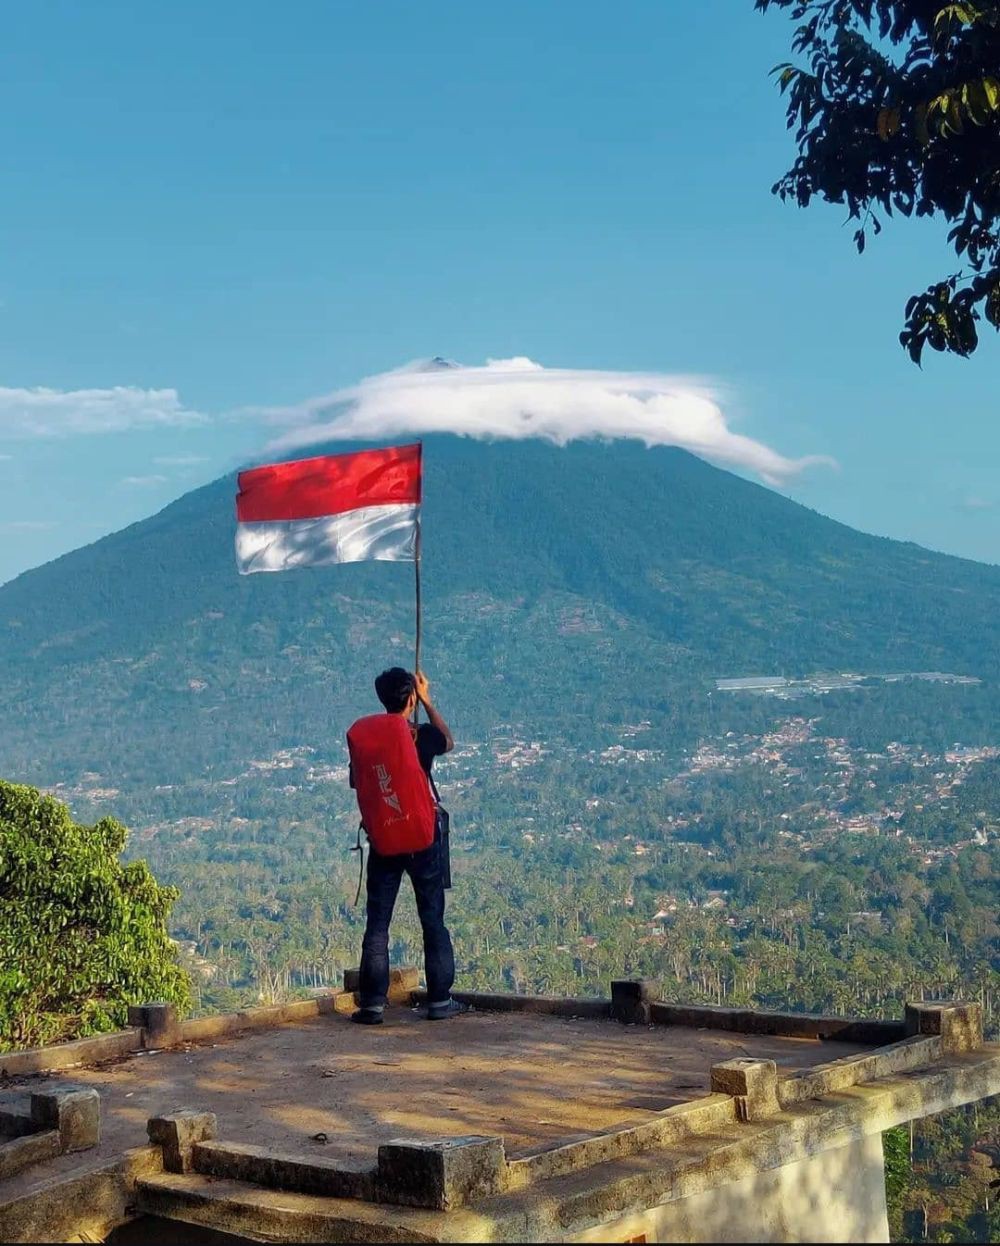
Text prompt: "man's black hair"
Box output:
[[374, 667, 415, 714]]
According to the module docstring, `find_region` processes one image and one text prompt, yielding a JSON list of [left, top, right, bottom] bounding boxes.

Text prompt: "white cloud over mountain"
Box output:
[[0, 359, 831, 491], [262, 357, 832, 485], [0, 386, 206, 438]]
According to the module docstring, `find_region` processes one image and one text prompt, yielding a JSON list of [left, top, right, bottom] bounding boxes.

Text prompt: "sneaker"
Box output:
[[426, 998, 470, 1021], [351, 1007, 384, 1026]]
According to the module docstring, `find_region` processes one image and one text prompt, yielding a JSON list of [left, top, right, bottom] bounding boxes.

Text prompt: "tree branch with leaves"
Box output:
[[756, 0, 1000, 362]]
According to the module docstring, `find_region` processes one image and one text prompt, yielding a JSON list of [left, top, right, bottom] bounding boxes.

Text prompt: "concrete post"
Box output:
[[710, 1059, 780, 1122], [29, 1085, 100, 1153], [147, 1110, 217, 1173], [611, 979, 657, 1025], [904, 1001, 983, 1053], [127, 1002, 181, 1049], [376, 1135, 508, 1209]]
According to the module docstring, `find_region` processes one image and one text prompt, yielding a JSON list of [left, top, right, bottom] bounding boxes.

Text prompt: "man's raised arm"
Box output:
[[415, 671, 454, 752]]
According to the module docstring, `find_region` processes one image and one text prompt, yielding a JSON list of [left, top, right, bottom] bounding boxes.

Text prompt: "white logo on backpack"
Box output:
[[375, 764, 402, 814]]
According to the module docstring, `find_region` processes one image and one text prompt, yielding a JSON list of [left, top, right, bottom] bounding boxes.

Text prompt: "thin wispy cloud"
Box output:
[[962, 496, 995, 511], [152, 453, 208, 467], [0, 520, 58, 532], [120, 474, 168, 487], [259, 357, 833, 486], [0, 386, 207, 438]]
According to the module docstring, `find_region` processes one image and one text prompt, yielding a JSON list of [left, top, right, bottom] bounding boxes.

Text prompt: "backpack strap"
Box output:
[[427, 768, 453, 889], [351, 820, 365, 906]]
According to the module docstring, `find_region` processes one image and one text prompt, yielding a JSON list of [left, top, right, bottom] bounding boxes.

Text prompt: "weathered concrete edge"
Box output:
[[153, 1096, 735, 1207], [0, 992, 359, 1076], [507, 1094, 737, 1187], [169, 1099, 736, 1208], [0, 1029, 142, 1077], [0, 1144, 163, 1244], [413, 989, 613, 1020], [194, 1138, 376, 1200], [136, 1173, 445, 1244], [178, 991, 356, 1043], [411, 989, 904, 1042], [778, 1034, 943, 1105], [0, 1132, 61, 1183], [648, 1001, 905, 1045]]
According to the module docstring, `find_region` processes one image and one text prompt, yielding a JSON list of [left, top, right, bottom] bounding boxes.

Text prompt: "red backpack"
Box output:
[[347, 714, 436, 856]]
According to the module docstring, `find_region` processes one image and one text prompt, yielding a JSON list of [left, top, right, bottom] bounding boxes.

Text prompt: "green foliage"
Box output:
[[0, 781, 191, 1050], [884, 1124, 912, 1230], [756, 0, 1000, 362], [887, 1099, 1000, 1243]]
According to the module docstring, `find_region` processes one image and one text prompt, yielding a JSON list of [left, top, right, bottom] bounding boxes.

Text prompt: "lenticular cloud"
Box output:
[[264, 357, 830, 486]]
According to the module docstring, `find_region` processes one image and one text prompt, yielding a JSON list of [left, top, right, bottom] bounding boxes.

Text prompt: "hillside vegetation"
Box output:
[[1, 438, 998, 793]]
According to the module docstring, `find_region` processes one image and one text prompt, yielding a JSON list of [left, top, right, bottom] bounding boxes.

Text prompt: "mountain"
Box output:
[[1, 436, 998, 794]]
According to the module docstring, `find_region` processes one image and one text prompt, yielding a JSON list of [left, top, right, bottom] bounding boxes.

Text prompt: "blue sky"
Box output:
[[0, 0, 997, 584]]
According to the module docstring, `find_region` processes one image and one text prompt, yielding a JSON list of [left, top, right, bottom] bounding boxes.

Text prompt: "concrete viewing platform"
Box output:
[[0, 976, 997, 1243]]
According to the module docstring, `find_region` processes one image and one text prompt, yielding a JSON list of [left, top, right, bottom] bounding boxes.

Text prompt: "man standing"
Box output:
[[348, 668, 467, 1024]]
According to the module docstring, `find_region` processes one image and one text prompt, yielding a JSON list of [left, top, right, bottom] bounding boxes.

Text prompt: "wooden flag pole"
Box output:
[[414, 519, 423, 678], [412, 443, 423, 725]]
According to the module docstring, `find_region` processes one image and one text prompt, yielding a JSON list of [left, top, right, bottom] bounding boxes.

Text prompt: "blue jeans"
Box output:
[[359, 826, 455, 1008]]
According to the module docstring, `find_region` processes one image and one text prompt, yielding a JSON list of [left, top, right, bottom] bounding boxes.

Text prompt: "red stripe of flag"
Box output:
[[236, 443, 422, 522]]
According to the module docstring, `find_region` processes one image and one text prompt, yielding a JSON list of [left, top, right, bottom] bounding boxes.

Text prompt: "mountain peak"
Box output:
[[0, 437, 996, 788]]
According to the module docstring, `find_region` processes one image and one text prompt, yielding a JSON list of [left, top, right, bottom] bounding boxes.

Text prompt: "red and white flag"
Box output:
[[235, 443, 421, 575]]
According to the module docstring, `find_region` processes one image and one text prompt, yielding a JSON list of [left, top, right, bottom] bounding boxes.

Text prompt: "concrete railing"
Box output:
[[0, 1086, 100, 1181], [0, 968, 423, 1078]]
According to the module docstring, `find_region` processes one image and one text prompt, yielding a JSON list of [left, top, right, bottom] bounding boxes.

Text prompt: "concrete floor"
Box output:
[[1, 1005, 872, 1196]]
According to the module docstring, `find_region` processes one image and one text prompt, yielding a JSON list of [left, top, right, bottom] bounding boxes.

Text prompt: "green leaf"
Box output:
[[986, 283, 1000, 330], [935, 4, 980, 28]]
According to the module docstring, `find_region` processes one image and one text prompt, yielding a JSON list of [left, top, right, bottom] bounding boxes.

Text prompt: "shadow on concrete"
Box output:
[[105, 1214, 259, 1245]]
